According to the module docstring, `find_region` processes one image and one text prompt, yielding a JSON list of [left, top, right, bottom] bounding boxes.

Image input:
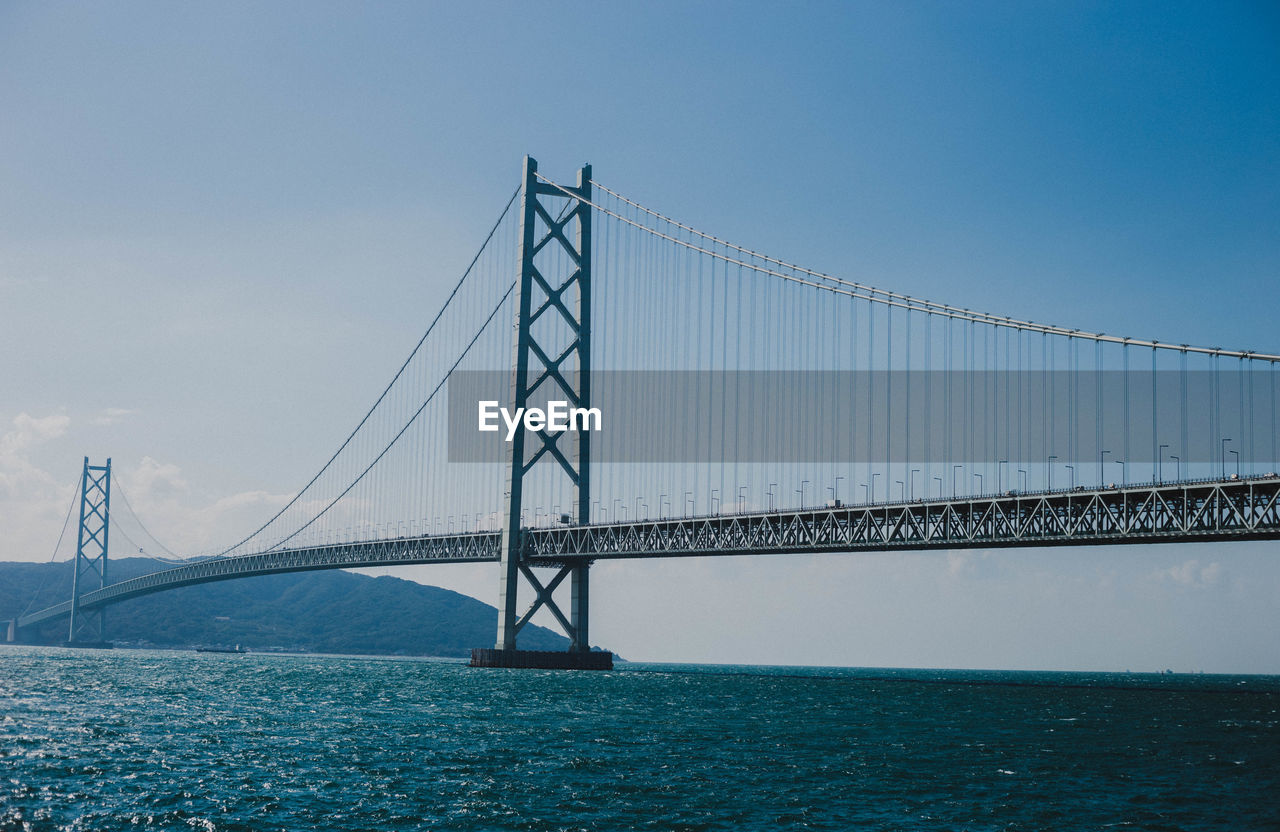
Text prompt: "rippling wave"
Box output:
[[1, 647, 1277, 830]]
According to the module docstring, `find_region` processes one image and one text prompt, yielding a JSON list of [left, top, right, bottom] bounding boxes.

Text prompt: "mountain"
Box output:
[[0, 558, 576, 656]]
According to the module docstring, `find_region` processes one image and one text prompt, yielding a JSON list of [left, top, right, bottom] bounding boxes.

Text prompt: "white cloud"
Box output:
[[946, 552, 971, 577], [944, 549, 1001, 580], [0, 420, 299, 563], [113, 457, 297, 557], [1157, 559, 1225, 589], [90, 407, 136, 426], [126, 455, 190, 498], [0, 411, 70, 458], [0, 411, 78, 561], [0, 411, 71, 499]]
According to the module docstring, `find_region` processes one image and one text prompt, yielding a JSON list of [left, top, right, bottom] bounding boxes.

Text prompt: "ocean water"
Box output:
[[1, 648, 1277, 831]]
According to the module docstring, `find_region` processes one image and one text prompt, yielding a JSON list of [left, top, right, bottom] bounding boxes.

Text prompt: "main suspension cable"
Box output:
[[263, 278, 519, 553], [219, 185, 521, 555], [111, 477, 183, 560], [546, 173, 1278, 362], [17, 476, 81, 618]]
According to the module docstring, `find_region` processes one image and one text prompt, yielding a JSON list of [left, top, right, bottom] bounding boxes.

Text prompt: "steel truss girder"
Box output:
[[18, 477, 1279, 633], [19, 532, 501, 630], [523, 477, 1280, 563]]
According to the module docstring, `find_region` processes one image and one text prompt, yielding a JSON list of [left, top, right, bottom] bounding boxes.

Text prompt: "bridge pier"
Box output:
[[471, 647, 611, 670], [5, 619, 15, 644]]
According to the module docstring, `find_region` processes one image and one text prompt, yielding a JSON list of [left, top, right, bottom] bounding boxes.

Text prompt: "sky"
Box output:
[[2, 1, 1278, 671]]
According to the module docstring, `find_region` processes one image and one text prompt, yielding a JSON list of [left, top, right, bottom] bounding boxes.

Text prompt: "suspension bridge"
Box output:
[[9, 157, 1280, 667]]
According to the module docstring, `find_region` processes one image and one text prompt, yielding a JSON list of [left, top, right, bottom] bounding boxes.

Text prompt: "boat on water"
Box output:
[[195, 645, 248, 654]]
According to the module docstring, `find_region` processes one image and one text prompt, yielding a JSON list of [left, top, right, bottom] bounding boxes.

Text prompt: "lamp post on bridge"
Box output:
[[1230, 449, 1240, 478], [972, 473, 983, 495], [998, 461, 1007, 493], [1222, 438, 1232, 479], [896, 480, 905, 502], [709, 490, 719, 515], [1170, 455, 1180, 482], [869, 474, 879, 504], [767, 483, 777, 512], [684, 491, 694, 517], [1018, 469, 1028, 492], [738, 486, 748, 513], [933, 476, 943, 498], [1065, 464, 1074, 490], [952, 465, 962, 498], [833, 476, 844, 505]]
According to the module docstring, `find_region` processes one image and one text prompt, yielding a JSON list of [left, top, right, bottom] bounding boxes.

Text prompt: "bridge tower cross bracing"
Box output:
[[67, 457, 111, 646], [491, 156, 597, 658]]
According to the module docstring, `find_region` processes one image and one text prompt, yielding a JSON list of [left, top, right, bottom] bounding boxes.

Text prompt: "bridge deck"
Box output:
[[527, 476, 1280, 563], [17, 533, 500, 629], [16, 477, 1280, 630]]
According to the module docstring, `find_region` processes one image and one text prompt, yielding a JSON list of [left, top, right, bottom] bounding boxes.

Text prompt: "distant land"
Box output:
[[0, 558, 589, 657]]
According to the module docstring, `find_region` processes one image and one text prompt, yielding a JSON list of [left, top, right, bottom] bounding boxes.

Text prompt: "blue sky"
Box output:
[[2, 1, 1277, 670]]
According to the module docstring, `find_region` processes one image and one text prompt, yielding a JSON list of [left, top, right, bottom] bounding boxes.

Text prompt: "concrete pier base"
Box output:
[[470, 648, 612, 670], [61, 640, 114, 649]]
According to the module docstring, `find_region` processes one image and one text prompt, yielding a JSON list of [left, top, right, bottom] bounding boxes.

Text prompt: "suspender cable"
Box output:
[[1095, 340, 1103, 487], [1180, 349, 1188, 483], [220, 186, 520, 556], [268, 280, 518, 552], [1122, 343, 1130, 485], [1152, 346, 1159, 483], [564, 176, 1280, 362]]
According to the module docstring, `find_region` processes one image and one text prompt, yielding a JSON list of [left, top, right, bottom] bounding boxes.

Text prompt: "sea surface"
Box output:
[[1, 647, 1277, 831]]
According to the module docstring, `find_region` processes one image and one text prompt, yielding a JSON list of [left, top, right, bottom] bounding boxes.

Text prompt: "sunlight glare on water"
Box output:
[[1, 647, 1278, 831]]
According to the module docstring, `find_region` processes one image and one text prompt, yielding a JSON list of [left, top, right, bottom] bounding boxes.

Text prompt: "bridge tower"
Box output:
[[66, 457, 112, 647], [472, 156, 609, 670]]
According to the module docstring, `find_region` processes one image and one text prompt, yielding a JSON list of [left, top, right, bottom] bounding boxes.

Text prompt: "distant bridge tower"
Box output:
[[474, 156, 609, 669], [66, 457, 111, 646]]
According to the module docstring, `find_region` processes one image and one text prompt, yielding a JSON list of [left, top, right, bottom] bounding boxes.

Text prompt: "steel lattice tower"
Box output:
[[494, 156, 594, 654], [67, 457, 111, 645]]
